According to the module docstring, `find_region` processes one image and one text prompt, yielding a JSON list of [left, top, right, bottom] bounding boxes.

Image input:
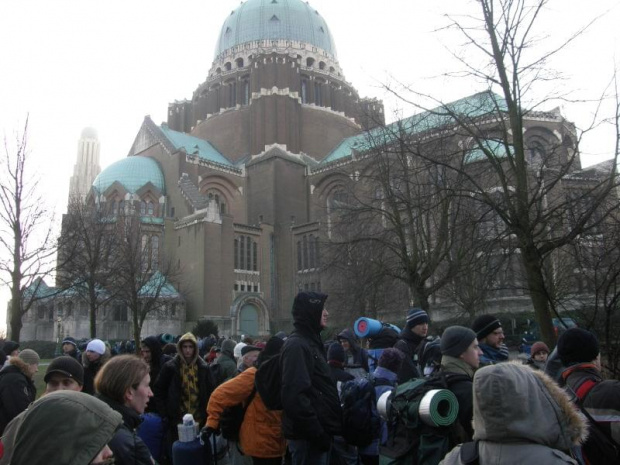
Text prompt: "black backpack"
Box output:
[[255, 353, 282, 410], [219, 388, 256, 442], [569, 379, 620, 464], [380, 372, 468, 465], [340, 376, 384, 448]]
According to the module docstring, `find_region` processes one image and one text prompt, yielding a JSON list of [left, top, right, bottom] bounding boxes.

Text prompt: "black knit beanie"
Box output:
[[557, 328, 599, 366], [472, 314, 502, 340], [440, 326, 477, 357]]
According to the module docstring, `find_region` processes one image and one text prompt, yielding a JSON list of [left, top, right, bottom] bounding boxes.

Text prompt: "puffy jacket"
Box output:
[[440, 363, 587, 465], [0, 359, 36, 434], [206, 366, 286, 458], [6, 390, 122, 465], [153, 332, 214, 427], [98, 395, 153, 465], [281, 293, 342, 441]]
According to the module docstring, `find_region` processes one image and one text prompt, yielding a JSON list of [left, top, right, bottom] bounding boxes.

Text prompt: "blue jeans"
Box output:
[[288, 439, 331, 465]]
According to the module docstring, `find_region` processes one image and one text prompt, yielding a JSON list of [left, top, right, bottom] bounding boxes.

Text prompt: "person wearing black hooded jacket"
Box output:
[[337, 328, 369, 377], [140, 337, 171, 399], [281, 291, 342, 465]]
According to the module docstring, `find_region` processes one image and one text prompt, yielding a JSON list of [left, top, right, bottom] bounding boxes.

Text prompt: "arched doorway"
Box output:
[[239, 303, 259, 336]]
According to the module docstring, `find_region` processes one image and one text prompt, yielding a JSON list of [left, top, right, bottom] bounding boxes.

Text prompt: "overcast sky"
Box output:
[[0, 0, 619, 333]]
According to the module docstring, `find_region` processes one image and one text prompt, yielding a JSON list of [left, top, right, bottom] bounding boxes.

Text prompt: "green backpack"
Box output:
[[379, 373, 467, 465]]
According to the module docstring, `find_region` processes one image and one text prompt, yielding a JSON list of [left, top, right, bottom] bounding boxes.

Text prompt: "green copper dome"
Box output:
[[216, 0, 337, 58], [93, 156, 165, 194]]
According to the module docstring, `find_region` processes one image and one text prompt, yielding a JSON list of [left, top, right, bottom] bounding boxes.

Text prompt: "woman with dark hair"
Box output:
[[94, 355, 155, 465]]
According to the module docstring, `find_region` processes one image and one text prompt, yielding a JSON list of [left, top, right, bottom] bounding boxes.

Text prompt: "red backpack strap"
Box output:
[[575, 379, 597, 402]]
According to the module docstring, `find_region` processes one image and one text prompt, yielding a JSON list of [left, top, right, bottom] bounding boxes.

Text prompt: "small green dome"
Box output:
[[216, 0, 337, 58], [93, 156, 165, 194]]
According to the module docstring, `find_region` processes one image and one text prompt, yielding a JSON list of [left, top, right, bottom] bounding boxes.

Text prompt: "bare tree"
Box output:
[[57, 196, 121, 338], [0, 118, 56, 341], [321, 118, 483, 314], [111, 208, 179, 351], [381, 0, 620, 345]]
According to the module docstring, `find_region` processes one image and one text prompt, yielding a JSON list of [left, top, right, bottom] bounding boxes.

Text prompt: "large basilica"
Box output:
[[18, 0, 600, 342]]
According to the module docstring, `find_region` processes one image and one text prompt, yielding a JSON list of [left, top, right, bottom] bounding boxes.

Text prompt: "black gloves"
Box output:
[[201, 426, 219, 439], [312, 431, 332, 452]]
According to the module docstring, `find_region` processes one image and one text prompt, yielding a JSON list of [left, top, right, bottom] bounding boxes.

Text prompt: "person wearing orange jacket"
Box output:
[[206, 336, 286, 465]]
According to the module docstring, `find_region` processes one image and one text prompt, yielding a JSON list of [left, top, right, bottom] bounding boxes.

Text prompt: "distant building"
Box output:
[[68, 127, 101, 205], [17, 0, 608, 342]]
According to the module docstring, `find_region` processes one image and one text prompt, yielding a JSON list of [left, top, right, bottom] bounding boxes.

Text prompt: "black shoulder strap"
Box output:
[[459, 441, 479, 465]]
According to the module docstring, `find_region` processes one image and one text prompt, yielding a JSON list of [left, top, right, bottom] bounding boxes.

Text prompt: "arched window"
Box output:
[[306, 57, 315, 67], [141, 235, 149, 271], [243, 80, 250, 105], [147, 201, 154, 216], [225, 62, 232, 71], [240, 235, 245, 269], [140, 201, 146, 215], [229, 82, 237, 107], [301, 79, 308, 104], [297, 241, 302, 271], [302, 235, 308, 270], [111, 200, 118, 215], [234, 238, 239, 269], [119, 200, 125, 214], [236, 57, 244, 68], [309, 234, 315, 269], [246, 236, 252, 271], [151, 236, 159, 270], [319, 61, 326, 70], [314, 82, 322, 106]]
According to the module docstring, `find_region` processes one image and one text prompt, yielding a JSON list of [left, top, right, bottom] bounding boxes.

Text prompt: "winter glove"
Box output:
[[312, 431, 332, 452], [201, 426, 219, 439]]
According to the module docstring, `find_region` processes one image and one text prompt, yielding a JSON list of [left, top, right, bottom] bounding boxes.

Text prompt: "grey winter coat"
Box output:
[[440, 362, 587, 465], [6, 390, 122, 465]]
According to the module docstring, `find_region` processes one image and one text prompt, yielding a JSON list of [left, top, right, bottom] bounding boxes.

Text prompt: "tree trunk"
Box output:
[[520, 245, 556, 346], [8, 288, 22, 342]]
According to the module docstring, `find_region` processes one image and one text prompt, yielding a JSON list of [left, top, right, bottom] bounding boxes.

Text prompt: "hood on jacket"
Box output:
[[472, 362, 587, 451], [141, 335, 163, 366], [10, 390, 122, 465], [221, 338, 236, 358], [291, 291, 327, 334], [3, 357, 34, 380], [337, 329, 360, 351], [177, 332, 199, 365]]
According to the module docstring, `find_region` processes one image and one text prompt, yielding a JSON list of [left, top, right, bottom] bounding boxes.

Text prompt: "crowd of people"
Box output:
[[0, 291, 618, 464]]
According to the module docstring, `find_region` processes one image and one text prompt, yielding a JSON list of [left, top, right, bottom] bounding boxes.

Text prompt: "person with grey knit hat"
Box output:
[[0, 348, 39, 434], [394, 307, 431, 382], [471, 314, 509, 365], [438, 326, 482, 441]]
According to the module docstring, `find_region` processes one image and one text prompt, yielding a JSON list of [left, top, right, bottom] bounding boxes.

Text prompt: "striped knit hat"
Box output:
[[406, 308, 429, 328]]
